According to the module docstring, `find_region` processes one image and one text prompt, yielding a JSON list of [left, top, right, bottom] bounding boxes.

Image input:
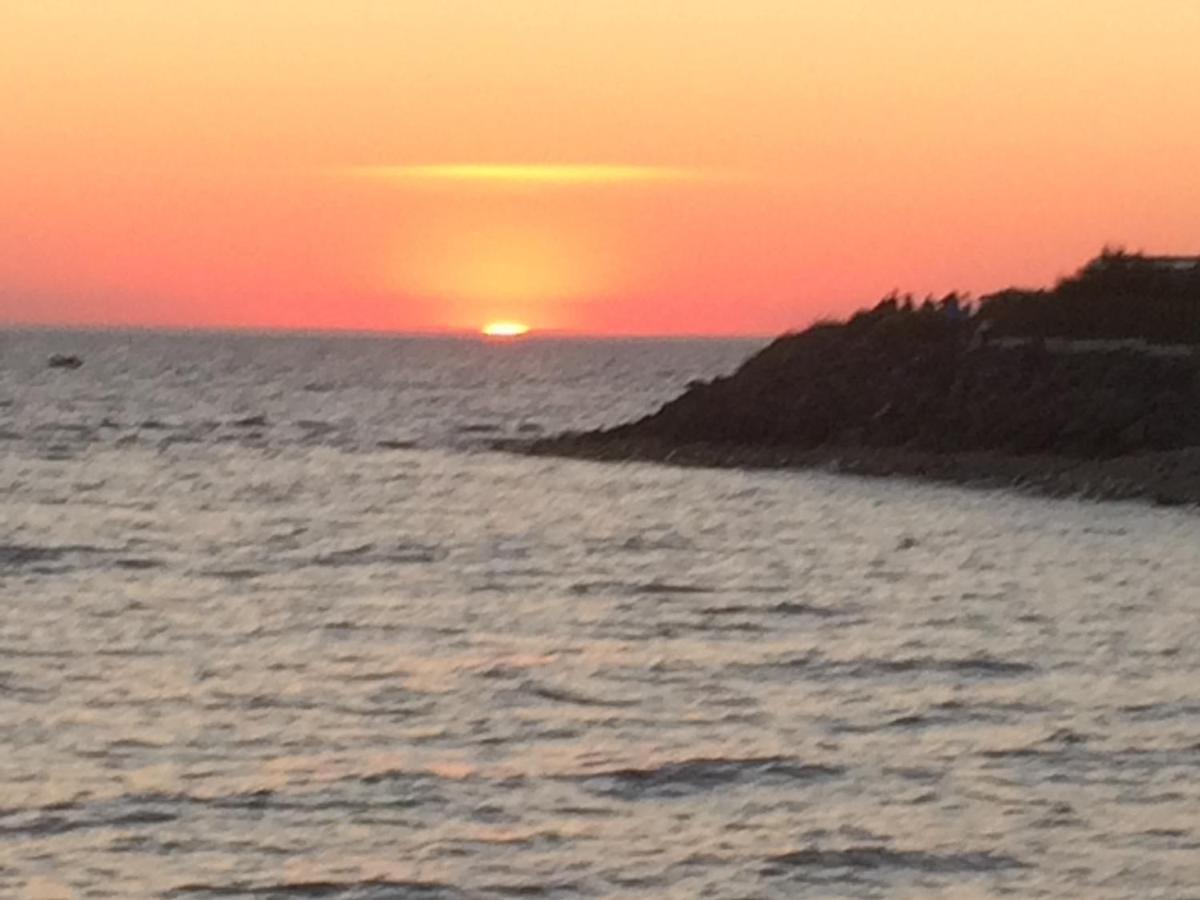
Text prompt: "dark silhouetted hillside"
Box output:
[[534, 252, 1200, 479]]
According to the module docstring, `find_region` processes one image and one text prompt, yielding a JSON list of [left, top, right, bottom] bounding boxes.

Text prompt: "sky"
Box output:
[[3, 1, 1200, 336]]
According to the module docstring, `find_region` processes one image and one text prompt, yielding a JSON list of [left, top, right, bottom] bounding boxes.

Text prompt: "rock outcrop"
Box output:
[[529, 253, 1200, 505], [574, 312, 1200, 459]]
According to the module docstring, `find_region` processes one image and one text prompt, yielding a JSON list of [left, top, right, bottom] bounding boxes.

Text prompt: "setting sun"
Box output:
[[481, 321, 531, 338]]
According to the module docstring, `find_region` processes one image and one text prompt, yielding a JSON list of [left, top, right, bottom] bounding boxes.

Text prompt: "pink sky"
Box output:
[[3, 1, 1200, 335]]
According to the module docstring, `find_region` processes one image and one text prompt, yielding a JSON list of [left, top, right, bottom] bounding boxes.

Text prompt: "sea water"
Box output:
[[2, 330, 1199, 899]]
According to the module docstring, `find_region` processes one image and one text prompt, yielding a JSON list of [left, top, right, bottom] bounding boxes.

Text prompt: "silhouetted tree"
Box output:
[[976, 249, 1200, 343]]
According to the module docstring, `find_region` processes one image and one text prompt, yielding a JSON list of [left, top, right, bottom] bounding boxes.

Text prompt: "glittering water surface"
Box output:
[[3, 330, 1200, 899]]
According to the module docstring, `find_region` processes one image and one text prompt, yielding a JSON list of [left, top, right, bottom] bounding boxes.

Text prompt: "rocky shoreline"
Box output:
[[520, 433, 1200, 507], [513, 254, 1200, 508]]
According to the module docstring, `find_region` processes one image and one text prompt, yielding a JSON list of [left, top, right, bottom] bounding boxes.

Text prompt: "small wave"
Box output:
[[169, 879, 465, 898], [1044, 727, 1089, 745], [981, 727, 1091, 759], [113, 557, 164, 570], [638, 581, 714, 595], [482, 882, 580, 898], [568, 580, 715, 597], [0, 799, 76, 820], [764, 845, 1026, 874], [979, 745, 1050, 762], [312, 542, 444, 567], [95, 645, 166, 658], [617, 531, 694, 552], [879, 656, 1035, 677], [0, 645, 73, 659], [39, 443, 81, 460], [844, 706, 1002, 733], [523, 681, 636, 708], [0, 672, 30, 696], [1120, 700, 1200, 722], [0, 806, 176, 838], [576, 755, 842, 798], [202, 789, 276, 810], [696, 619, 766, 634], [886, 713, 933, 728], [328, 698, 437, 720], [201, 568, 267, 581], [357, 767, 435, 787], [757, 653, 1035, 680], [701, 601, 840, 618], [0, 544, 71, 567], [0, 543, 107, 571], [159, 433, 205, 448], [321, 620, 391, 637], [1031, 801, 1082, 829], [33, 421, 93, 434], [230, 414, 269, 428], [205, 691, 322, 713]]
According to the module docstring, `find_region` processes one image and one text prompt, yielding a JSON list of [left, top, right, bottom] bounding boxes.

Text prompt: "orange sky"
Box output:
[[3, 1, 1200, 335]]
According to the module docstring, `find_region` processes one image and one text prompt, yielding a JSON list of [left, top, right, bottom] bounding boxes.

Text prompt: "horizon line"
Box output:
[[0, 322, 775, 341]]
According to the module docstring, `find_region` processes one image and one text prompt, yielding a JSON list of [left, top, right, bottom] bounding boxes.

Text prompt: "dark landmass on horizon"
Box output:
[[522, 250, 1200, 506]]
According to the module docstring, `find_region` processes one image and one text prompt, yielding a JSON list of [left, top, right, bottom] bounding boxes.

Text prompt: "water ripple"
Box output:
[[573, 756, 844, 799]]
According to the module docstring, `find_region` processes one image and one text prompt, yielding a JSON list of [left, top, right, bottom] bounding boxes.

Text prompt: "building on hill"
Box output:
[[1084, 250, 1200, 275], [1144, 256, 1200, 272]]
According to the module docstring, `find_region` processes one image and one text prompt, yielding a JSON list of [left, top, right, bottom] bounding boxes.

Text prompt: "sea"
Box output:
[[2, 329, 1199, 900]]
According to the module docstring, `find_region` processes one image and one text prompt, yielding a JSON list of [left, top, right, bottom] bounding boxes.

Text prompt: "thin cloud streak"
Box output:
[[338, 163, 720, 186]]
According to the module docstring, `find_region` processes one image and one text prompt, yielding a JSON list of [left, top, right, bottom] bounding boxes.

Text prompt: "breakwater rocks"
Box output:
[[529, 308, 1200, 506]]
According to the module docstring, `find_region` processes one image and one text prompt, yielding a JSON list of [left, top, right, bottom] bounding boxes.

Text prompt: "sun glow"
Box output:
[[481, 321, 531, 337]]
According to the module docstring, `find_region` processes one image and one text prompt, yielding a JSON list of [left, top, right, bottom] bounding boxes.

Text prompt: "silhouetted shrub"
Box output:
[[976, 249, 1200, 343]]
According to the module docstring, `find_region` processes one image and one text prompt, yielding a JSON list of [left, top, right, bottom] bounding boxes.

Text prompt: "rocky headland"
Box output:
[[527, 251, 1200, 506]]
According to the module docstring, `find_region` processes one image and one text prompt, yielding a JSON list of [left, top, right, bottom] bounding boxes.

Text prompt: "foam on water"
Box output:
[[2, 329, 1199, 898]]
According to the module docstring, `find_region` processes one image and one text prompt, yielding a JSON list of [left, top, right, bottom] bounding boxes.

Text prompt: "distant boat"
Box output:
[[47, 354, 83, 370]]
